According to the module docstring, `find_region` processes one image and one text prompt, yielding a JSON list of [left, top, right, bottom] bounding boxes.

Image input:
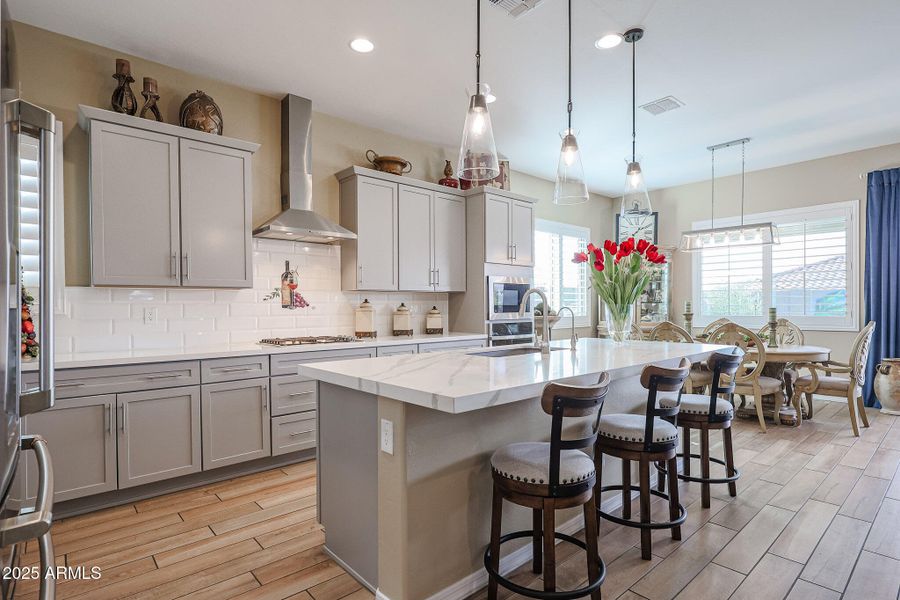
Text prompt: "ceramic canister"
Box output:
[[392, 303, 413, 337], [425, 306, 444, 335], [355, 299, 377, 338]]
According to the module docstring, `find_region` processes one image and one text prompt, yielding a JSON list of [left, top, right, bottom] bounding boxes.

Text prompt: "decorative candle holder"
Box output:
[[767, 307, 779, 348], [111, 58, 137, 115], [683, 309, 693, 337], [139, 77, 163, 122]]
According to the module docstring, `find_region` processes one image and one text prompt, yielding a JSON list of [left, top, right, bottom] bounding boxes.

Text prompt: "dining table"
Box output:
[[742, 344, 831, 425]]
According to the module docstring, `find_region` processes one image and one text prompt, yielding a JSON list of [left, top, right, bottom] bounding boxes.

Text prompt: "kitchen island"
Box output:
[[299, 338, 726, 600]]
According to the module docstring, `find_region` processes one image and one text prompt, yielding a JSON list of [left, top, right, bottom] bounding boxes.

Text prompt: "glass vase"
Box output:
[[604, 304, 634, 343]]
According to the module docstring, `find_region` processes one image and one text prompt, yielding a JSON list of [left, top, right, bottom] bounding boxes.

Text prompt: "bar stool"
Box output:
[[656, 348, 745, 508], [594, 359, 691, 560], [485, 374, 610, 600]]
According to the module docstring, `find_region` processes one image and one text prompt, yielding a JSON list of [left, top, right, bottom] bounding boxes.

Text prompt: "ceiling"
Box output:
[[10, 0, 900, 196]]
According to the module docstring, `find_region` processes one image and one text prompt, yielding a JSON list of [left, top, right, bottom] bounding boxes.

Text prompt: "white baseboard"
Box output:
[[421, 494, 624, 600]]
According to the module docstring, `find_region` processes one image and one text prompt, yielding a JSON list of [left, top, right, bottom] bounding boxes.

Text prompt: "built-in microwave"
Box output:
[[487, 276, 533, 320]]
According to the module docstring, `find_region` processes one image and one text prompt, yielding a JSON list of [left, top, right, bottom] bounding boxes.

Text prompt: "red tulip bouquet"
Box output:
[[573, 238, 666, 341]]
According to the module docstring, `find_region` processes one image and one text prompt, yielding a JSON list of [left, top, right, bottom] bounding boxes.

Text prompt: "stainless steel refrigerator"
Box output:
[[0, 2, 57, 599]]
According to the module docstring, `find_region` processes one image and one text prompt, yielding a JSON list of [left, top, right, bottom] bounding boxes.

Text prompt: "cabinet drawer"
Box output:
[[201, 356, 269, 383], [29, 361, 200, 398], [270, 376, 317, 416], [376, 344, 418, 357], [272, 412, 317, 456], [417, 339, 486, 353], [270, 347, 376, 377]]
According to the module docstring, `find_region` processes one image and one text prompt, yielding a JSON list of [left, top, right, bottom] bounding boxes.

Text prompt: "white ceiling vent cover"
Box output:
[[488, 0, 544, 18], [640, 96, 684, 115]]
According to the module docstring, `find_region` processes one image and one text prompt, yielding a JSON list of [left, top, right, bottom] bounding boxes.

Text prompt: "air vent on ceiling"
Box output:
[[640, 96, 684, 116], [488, 0, 544, 18]]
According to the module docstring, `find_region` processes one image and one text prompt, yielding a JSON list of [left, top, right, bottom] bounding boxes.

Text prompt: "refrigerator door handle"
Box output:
[[0, 436, 56, 599], [13, 102, 56, 416]]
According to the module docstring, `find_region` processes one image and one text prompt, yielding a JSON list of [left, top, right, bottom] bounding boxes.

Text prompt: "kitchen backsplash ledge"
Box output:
[[55, 239, 450, 354]]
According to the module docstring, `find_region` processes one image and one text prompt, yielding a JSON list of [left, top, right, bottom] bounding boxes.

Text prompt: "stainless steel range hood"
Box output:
[[253, 94, 356, 243]]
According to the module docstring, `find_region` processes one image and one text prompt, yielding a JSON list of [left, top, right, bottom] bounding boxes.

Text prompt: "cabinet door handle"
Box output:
[[218, 366, 255, 374], [118, 405, 125, 433], [105, 404, 111, 434], [171, 253, 177, 278], [144, 373, 182, 380], [358, 264, 363, 285], [183, 254, 191, 280], [436, 269, 440, 286], [56, 382, 85, 389], [288, 431, 308, 438], [513, 244, 517, 260], [262, 388, 269, 413], [288, 390, 315, 397]]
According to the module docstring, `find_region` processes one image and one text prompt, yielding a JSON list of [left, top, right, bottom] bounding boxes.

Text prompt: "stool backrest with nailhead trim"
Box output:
[[637, 358, 692, 452], [540, 372, 610, 497], [703, 348, 745, 423]]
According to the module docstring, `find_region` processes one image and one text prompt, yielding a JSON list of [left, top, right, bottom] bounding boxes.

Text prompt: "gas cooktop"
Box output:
[[258, 335, 362, 347]]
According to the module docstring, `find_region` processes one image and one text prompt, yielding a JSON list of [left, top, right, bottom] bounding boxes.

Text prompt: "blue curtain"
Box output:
[[863, 168, 900, 407]]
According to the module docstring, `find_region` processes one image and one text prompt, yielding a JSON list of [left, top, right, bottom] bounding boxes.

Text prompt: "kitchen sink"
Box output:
[[469, 346, 569, 358]]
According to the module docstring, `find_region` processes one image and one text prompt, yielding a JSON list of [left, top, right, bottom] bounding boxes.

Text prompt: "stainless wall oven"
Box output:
[[487, 275, 533, 320], [487, 319, 534, 347]]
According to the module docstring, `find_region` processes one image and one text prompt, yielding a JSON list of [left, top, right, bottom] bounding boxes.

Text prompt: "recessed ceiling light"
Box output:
[[349, 38, 374, 53], [594, 33, 623, 49]]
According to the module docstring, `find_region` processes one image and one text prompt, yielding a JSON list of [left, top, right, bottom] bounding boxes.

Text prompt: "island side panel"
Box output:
[[318, 382, 379, 590]]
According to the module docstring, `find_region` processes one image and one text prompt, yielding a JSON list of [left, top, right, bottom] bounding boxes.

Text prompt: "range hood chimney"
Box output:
[[253, 94, 357, 243]]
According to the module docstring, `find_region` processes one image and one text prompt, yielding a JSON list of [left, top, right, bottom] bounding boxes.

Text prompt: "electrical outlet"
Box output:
[[380, 418, 394, 455], [142, 307, 158, 325]]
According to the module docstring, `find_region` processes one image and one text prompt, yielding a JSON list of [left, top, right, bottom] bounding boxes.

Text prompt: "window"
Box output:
[[534, 219, 591, 327], [692, 201, 858, 331]]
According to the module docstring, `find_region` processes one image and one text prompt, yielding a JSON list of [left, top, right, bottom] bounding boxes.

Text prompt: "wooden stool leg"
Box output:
[[639, 458, 652, 560], [531, 508, 542, 574], [621, 459, 632, 520], [657, 460, 666, 492], [488, 483, 502, 600], [667, 456, 682, 541], [700, 427, 711, 508], [723, 425, 737, 497], [682, 427, 692, 476], [583, 493, 602, 600], [542, 499, 556, 592]]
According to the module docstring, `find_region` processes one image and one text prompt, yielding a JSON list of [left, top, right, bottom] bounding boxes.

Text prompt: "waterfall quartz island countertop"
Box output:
[[299, 338, 727, 600]]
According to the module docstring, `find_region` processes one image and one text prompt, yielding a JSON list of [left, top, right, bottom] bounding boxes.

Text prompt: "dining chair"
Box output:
[[791, 321, 876, 435], [630, 323, 645, 341], [757, 318, 805, 399], [648, 321, 707, 394], [707, 323, 781, 432], [701, 318, 731, 338]]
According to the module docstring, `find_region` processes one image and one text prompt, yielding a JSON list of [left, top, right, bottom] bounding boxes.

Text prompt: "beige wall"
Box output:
[[12, 21, 614, 305], [628, 142, 900, 361]]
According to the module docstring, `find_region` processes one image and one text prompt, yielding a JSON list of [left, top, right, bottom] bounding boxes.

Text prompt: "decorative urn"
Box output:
[[874, 358, 900, 415], [392, 303, 413, 337], [355, 299, 377, 338], [438, 160, 459, 188], [425, 306, 444, 335], [179, 90, 224, 135]]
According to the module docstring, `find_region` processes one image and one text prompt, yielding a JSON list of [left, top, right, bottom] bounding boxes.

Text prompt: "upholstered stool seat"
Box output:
[[794, 374, 851, 393], [491, 443, 594, 486], [660, 394, 734, 417], [597, 414, 678, 444]]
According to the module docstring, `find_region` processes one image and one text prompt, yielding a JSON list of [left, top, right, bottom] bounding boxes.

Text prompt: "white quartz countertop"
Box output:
[[23, 332, 486, 371], [298, 338, 730, 413]]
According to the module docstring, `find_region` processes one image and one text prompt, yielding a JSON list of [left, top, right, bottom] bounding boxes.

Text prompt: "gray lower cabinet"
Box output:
[[270, 375, 316, 416], [117, 386, 202, 488], [272, 412, 317, 456], [201, 378, 271, 470], [22, 394, 117, 503], [376, 344, 419, 357]]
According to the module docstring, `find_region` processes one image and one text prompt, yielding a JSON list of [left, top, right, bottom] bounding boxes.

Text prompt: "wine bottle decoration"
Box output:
[[21, 284, 39, 358], [111, 58, 138, 115], [281, 261, 298, 309]]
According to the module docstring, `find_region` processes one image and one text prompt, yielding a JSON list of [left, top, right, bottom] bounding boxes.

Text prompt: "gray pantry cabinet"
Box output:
[[79, 105, 258, 288]]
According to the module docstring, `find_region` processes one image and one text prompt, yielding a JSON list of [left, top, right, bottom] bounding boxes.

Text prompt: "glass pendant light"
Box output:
[[457, 0, 500, 182], [553, 0, 588, 205], [620, 28, 652, 217], [680, 138, 779, 251]]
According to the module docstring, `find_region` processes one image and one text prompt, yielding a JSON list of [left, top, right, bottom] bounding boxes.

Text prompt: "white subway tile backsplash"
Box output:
[[57, 242, 450, 352]]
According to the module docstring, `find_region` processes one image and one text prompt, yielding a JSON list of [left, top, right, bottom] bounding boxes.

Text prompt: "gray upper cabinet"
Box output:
[[22, 394, 117, 503], [398, 185, 466, 292], [483, 193, 535, 267], [89, 121, 181, 286], [180, 139, 253, 287], [117, 386, 202, 488], [80, 105, 258, 288], [339, 174, 399, 291], [432, 192, 466, 291], [201, 378, 271, 470]]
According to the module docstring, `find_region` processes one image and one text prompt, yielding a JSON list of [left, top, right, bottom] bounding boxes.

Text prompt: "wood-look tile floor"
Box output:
[[467, 399, 900, 600], [12, 460, 373, 600]]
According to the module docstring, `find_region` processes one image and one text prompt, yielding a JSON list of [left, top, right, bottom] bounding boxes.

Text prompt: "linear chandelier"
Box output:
[[679, 138, 779, 251]]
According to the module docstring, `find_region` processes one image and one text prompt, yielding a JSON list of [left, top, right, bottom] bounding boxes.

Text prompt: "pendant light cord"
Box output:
[[740, 139, 746, 228], [475, 0, 481, 87], [710, 147, 716, 228], [566, 0, 573, 130], [631, 36, 636, 163]]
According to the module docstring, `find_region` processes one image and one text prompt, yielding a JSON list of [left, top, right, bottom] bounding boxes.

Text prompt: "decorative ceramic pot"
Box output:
[[366, 150, 412, 176], [438, 160, 459, 188], [179, 90, 224, 135], [874, 358, 900, 415]]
